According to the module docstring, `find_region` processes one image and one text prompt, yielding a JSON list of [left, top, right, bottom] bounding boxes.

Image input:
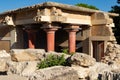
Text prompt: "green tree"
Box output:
[[109, 5, 120, 44], [117, 0, 120, 3], [75, 3, 99, 10]]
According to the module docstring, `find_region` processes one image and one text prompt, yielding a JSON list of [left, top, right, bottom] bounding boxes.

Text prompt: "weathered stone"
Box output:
[[89, 62, 111, 74], [7, 61, 28, 75], [109, 52, 116, 60], [71, 66, 89, 79], [11, 51, 37, 62], [70, 63, 112, 80], [89, 62, 111, 80], [7, 61, 39, 76], [29, 66, 79, 80], [10, 49, 45, 62], [0, 74, 28, 80], [0, 59, 8, 72], [21, 61, 39, 77], [0, 50, 10, 58], [88, 70, 98, 80], [102, 42, 120, 66], [98, 71, 120, 80], [23, 49, 46, 61], [70, 53, 96, 67], [0, 50, 11, 72], [109, 63, 120, 72]]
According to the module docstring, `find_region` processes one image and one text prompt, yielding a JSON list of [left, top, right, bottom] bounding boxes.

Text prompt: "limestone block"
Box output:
[[0, 50, 10, 58], [0, 74, 28, 80], [0, 50, 11, 72], [29, 66, 79, 80], [7, 61, 39, 76], [10, 51, 37, 62], [24, 49, 46, 60], [7, 61, 28, 75], [71, 66, 90, 79], [21, 61, 39, 77], [89, 62, 111, 74], [10, 49, 45, 62], [109, 62, 120, 72], [70, 53, 96, 67], [0, 59, 8, 72]]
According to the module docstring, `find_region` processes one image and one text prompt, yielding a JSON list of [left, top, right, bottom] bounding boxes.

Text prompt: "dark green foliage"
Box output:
[[117, 0, 120, 3], [109, 5, 120, 44], [37, 54, 67, 69], [62, 48, 68, 54], [75, 3, 99, 10]]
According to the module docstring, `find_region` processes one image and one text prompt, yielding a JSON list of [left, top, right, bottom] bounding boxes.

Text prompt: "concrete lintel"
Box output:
[[64, 18, 91, 25]]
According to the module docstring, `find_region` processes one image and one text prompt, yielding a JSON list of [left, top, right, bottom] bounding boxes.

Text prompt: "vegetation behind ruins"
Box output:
[[75, 3, 99, 10], [109, 1, 120, 44]]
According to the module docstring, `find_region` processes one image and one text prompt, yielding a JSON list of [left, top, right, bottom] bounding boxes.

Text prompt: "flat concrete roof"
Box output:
[[0, 2, 118, 16]]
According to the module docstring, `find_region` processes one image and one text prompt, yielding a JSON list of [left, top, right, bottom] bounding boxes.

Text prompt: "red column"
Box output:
[[26, 30, 36, 49], [45, 28, 57, 52], [68, 29, 78, 53]]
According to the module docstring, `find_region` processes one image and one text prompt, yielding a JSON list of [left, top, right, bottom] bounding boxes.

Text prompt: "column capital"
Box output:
[[64, 25, 80, 32], [25, 29, 38, 33], [65, 28, 79, 32], [44, 28, 58, 32], [41, 23, 60, 29]]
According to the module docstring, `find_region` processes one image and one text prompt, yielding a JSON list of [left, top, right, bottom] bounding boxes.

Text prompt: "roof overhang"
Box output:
[[0, 2, 118, 17]]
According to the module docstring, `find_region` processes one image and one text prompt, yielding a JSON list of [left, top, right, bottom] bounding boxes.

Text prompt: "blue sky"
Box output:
[[0, 0, 119, 13]]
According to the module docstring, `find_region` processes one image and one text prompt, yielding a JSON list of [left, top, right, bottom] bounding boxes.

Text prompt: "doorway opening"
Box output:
[[92, 41, 104, 61]]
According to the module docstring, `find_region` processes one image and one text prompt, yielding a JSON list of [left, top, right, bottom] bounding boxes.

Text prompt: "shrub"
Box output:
[[75, 3, 99, 10], [62, 48, 68, 54], [37, 54, 67, 69]]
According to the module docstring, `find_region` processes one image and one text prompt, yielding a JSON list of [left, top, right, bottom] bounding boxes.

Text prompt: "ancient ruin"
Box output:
[[0, 2, 120, 80], [0, 2, 118, 62]]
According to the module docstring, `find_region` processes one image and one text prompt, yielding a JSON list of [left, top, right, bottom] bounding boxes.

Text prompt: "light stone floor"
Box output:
[[0, 74, 28, 80]]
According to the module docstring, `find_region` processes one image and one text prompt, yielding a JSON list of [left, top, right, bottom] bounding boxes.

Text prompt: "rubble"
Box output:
[[0, 46, 119, 80]]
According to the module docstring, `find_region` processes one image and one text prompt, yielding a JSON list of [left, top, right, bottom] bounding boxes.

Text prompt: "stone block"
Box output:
[[70, 53, 96, 67], [0, 50, 11, 72], [21, 61, 39, 77], [10, 49, 45, 62], [29, 66, 79, 80]]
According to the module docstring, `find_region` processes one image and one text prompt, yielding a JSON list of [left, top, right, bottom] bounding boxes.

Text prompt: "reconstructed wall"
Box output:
[[0, 26, 11, 52], [0, 2, 117, 61]]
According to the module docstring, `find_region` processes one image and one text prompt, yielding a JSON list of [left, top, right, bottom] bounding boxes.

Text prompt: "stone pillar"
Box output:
[[44, 28, 58, 52], [68, 29, 78, 53], [26, 30, 36, 49], [65, 25, 79, 53]]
